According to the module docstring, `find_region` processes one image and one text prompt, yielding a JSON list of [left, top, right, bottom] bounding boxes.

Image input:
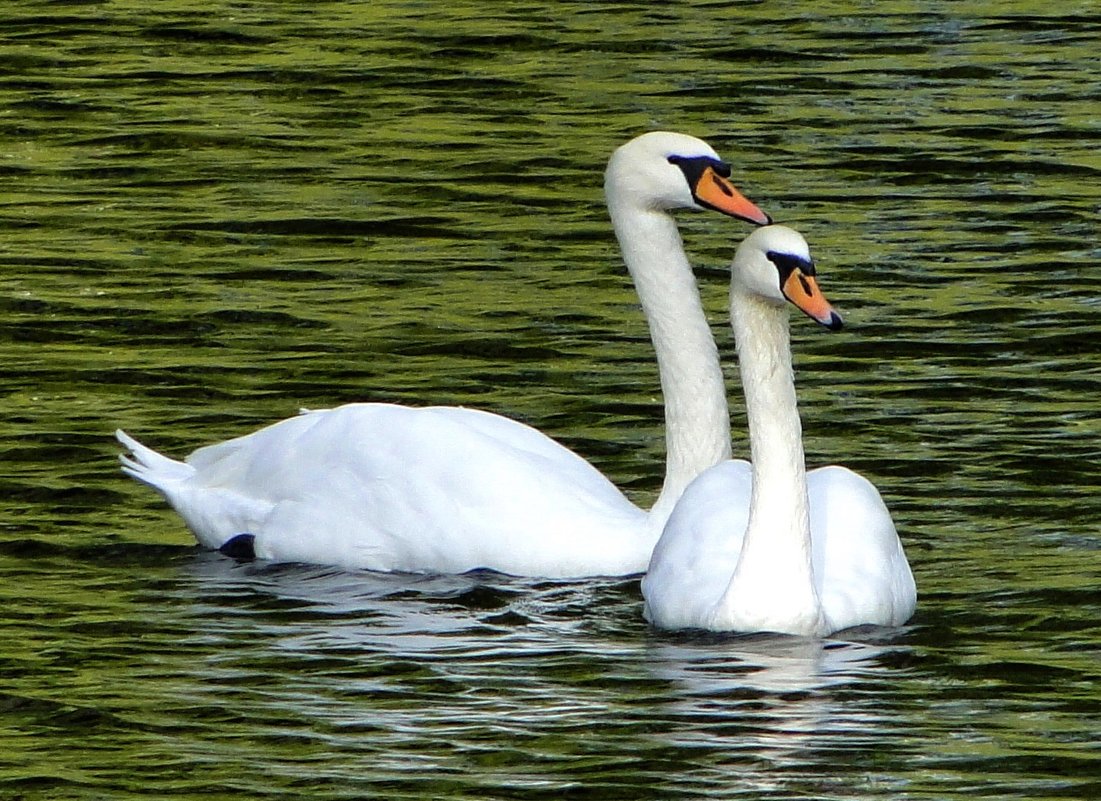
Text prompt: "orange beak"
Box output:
[[691, 166, 772, 225], [782, 270, 843, 331]]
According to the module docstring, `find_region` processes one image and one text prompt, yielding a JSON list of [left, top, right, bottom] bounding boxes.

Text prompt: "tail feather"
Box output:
[[116, 429, 261, 551], [116, 429, 194, 487]]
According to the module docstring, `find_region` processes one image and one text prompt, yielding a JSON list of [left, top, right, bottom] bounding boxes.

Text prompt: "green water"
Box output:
[[2, 1, 1099, 799]]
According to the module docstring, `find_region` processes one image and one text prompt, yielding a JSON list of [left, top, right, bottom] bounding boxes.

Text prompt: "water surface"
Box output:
[[2, 2, 1099, 799]]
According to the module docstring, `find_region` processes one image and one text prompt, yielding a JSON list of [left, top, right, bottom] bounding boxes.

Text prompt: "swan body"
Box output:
[[119, 405, 648, 575], [642, 226, 916, 635], [119, 132, 771, 578]]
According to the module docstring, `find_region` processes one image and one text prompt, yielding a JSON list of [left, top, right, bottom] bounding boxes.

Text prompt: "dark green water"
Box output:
[[2, 1, 1099, 799]]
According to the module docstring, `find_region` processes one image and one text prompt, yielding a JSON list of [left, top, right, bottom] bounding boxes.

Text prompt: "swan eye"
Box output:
[[667, 155, 729, 190], [667, 155, 729, 176], [766, 251, 816, 282]]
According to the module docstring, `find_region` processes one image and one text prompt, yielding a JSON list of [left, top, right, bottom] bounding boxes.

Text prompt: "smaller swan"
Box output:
[[642, 226, 916, 636]]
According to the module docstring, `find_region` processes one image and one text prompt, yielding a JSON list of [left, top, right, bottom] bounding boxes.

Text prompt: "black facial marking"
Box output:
[[667, 154, 729, 191], [766, 250, 816, 283]]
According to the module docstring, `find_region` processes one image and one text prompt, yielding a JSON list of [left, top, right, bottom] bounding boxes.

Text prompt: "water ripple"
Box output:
[[2, 1, 1100, 799]]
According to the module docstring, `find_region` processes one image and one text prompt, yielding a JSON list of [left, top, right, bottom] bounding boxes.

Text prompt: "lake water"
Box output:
[[2, 1, 1099, 798]]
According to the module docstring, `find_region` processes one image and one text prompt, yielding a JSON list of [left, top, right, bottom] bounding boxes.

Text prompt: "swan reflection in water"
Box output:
[[644, 632, 903, 771], [172, 556, 912, 790]]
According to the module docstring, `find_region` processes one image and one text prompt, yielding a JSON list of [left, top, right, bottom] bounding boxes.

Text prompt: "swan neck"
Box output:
[[719, 289, 823, 633], [608, 198, 732, 528], [733, 295, 807, 508]]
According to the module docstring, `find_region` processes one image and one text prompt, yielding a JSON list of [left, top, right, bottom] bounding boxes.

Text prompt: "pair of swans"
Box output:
[[118, 132, 915, 636]]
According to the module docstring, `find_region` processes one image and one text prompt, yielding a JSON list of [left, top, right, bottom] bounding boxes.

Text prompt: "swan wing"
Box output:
[[132, 403, 650, 577], [642, 461, 917, 633], [808, 465, 917, 630], [641, 459, 752, 629]]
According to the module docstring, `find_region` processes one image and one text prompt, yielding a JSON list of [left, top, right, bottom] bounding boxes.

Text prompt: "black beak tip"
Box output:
[[825, 311, 844, 331]]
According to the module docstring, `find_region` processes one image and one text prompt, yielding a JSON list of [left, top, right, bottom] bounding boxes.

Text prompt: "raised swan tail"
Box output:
[[116, 430, 195, 491]]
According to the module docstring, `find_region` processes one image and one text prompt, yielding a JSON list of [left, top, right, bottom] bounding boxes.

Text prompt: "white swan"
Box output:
[[642, 226, 916, 636], [117, 131, 772, 578]]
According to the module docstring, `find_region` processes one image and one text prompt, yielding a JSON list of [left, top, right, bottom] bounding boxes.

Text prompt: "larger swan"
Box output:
[[117, 132, 771, 578], [642, 226, 916, 636]]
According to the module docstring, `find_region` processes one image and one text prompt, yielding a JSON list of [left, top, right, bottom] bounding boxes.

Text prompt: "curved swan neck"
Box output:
[[733, 295, 807, 513], [718, 289, 823, 633], [606, 197, 732, 528]]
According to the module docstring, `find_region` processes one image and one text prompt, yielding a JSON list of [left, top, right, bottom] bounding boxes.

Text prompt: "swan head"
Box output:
[[604, 132, 772, 225], [732, 225, 843, 331]]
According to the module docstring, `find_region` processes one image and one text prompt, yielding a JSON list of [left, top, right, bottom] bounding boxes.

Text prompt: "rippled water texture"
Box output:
[[2, 1, 1099, 799]]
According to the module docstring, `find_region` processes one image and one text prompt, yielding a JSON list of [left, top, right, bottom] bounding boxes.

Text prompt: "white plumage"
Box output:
[[642, 226, 916, 635], [118, 132, 772, 577]]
